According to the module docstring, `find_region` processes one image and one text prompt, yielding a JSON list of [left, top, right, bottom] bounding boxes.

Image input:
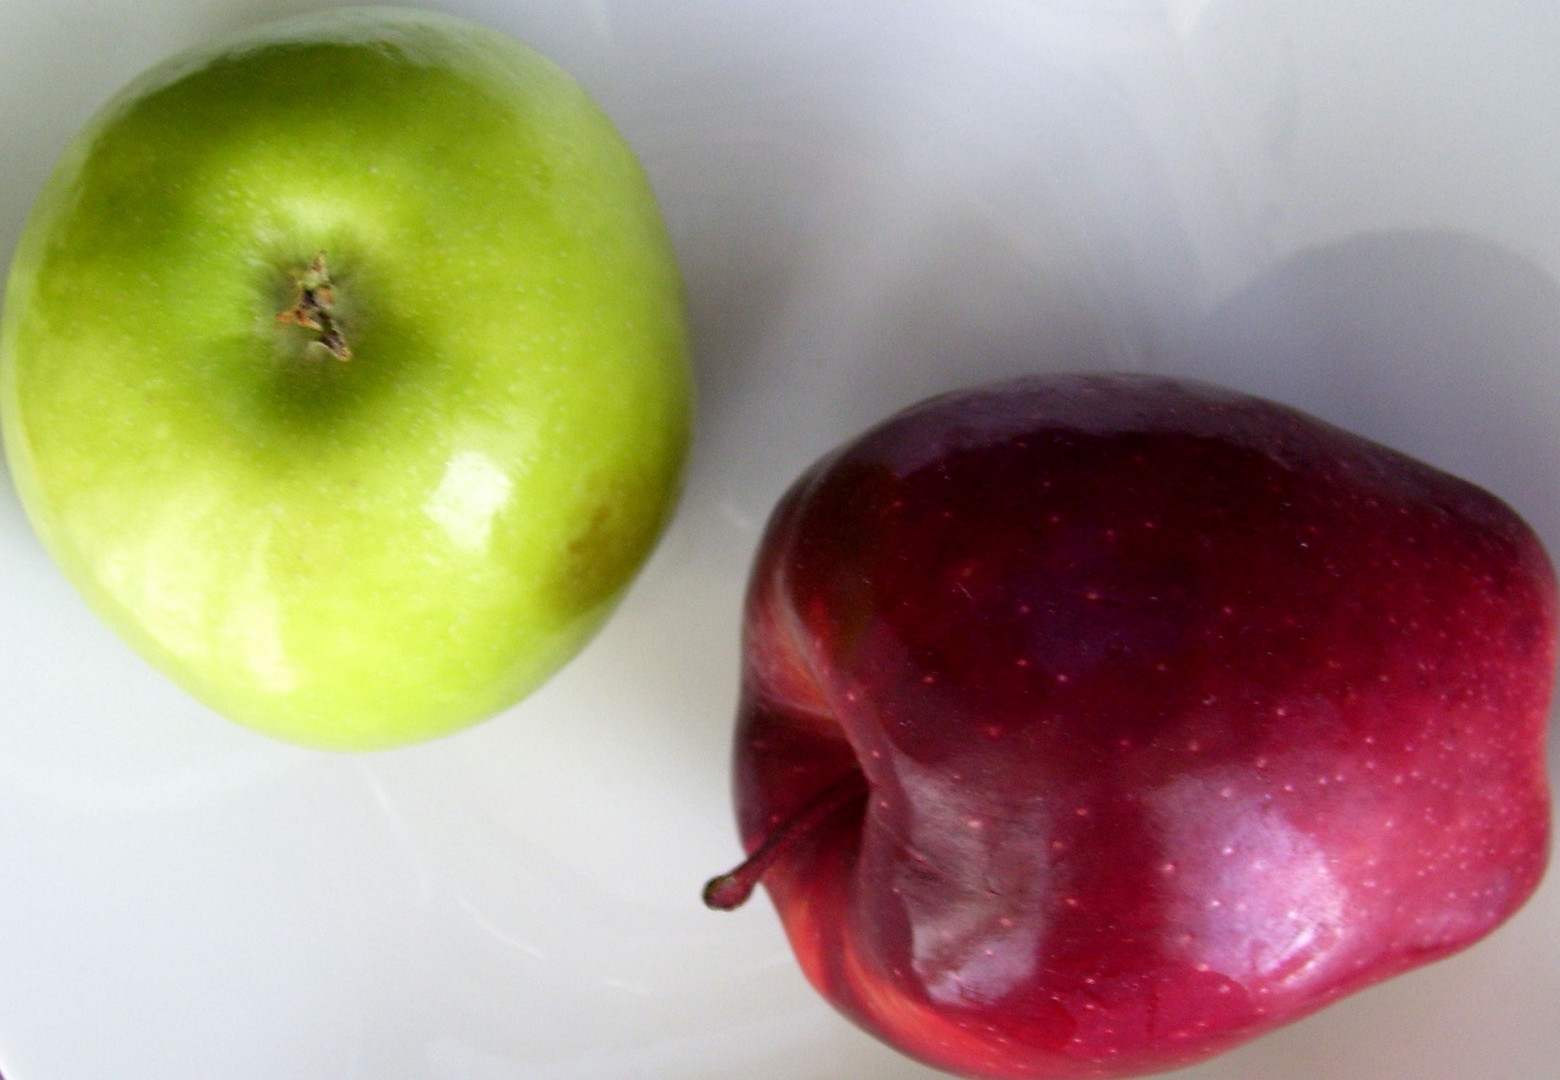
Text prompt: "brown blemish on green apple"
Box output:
[[555, 499, 637, 614], [277, 253, 352, 360]]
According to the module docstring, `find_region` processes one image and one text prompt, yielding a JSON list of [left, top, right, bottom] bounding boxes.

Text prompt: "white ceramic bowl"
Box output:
[[1, 2, 1556, 1077]]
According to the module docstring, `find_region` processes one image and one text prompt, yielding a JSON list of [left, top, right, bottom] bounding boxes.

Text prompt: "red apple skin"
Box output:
[[723, 375, 1555, 1079]]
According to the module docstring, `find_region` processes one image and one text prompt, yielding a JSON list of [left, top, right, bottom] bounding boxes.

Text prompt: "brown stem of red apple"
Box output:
[[703, 768, 869, 911]]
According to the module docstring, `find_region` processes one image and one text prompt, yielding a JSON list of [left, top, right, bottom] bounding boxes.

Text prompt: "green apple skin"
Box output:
[[0, 8, 692, 749]]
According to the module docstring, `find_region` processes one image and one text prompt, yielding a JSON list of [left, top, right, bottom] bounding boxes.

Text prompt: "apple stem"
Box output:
[[276, 252, 352, 360], [703, 769, 869, 911]]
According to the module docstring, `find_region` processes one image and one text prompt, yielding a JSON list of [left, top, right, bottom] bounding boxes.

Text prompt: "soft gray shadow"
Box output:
[[1160, 228, 1560, 784], [1160, 229, 1560, 562]]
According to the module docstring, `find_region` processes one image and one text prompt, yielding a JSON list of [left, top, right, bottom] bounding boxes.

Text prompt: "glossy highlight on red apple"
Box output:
[[705, 374, 1556, 1079]]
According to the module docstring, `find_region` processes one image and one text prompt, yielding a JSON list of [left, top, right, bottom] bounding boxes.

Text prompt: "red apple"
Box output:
[[704, 375, 1556, 1079]]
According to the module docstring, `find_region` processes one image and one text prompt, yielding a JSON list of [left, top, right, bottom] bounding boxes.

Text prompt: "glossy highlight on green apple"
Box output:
[[0, 7, 692, 749]]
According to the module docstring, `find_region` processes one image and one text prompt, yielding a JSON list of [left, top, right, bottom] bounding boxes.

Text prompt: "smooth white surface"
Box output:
[[2, 2, 1558, 1078]]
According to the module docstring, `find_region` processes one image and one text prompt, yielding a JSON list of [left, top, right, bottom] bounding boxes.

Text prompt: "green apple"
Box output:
[[0, 7, 691, 749]]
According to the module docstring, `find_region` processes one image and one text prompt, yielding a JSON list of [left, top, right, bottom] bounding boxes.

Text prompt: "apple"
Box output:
[[705, 375, 1555, 1079], [0, 8, 691, 749]]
